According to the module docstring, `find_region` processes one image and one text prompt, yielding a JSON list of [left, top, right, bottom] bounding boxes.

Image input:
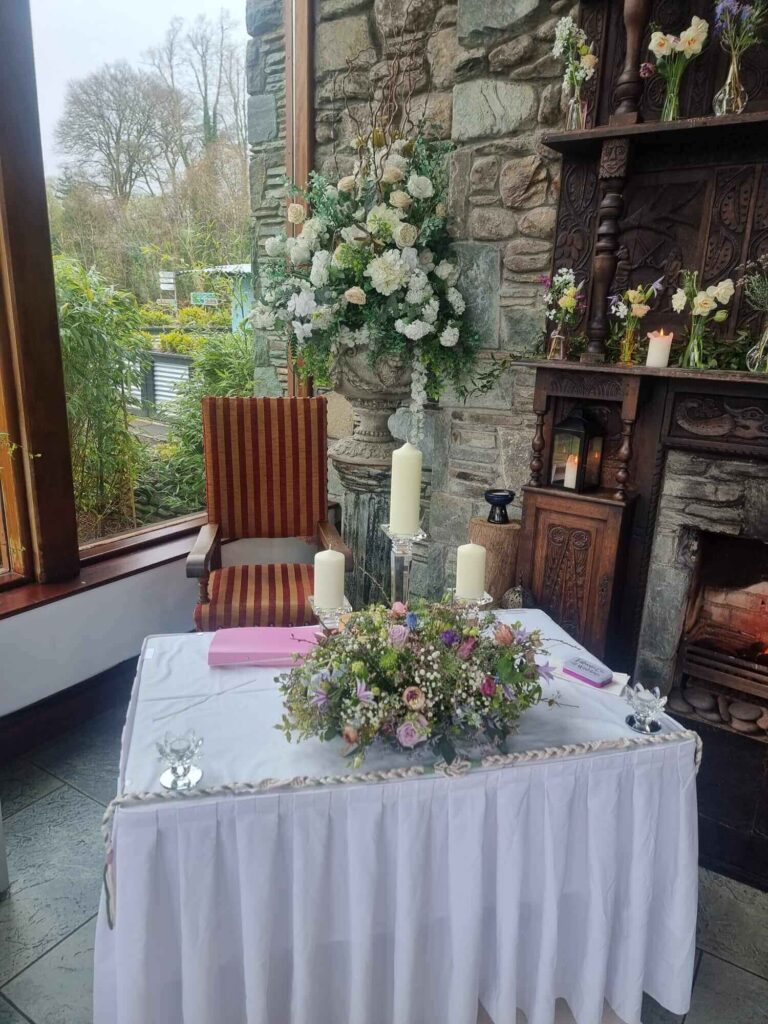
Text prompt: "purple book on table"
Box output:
[[208, 626, 322, 667], [562, 654, 613, 688]]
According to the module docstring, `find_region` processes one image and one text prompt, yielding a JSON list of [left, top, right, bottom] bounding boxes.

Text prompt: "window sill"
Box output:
[[79, 512, 206, 566], [0, 525, 201, 622]]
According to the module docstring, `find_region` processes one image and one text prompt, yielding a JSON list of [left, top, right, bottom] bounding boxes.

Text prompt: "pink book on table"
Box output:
[[208, 626, 322, 667]]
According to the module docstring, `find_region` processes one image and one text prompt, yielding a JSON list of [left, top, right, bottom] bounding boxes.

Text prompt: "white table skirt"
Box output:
[[94, 610, 699, 1024]]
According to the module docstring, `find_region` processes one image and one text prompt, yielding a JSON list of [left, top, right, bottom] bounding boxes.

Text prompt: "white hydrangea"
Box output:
[[434, 259, 459, 284], [250, 303, 275, 330], [447, 287, 466, 315], [312, 305, 335, 330], [309, 250, 331, 288], [286, 285, 317, 319], [395, 318, 434, 341], [439, 325, 460, 347], [364, 249, 410, 296], [337, 324, 369, 349], [407, 174, 434, 200], [366, 203, 403, 240], [400, 246, 419, 272], [299, 217, 326, 251], [409, 356, 428, 444], [263, 235, 285, 258], [405, 269, 432, 306], [292, 320, 313, 341], [285, 237, 311, 266], [421, 297, 439, 324], [384, 153, 409, 174]]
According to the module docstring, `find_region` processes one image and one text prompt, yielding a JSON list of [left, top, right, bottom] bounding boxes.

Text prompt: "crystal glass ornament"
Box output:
[[625, 685, 667, 734], [157, 731, 203, 790]]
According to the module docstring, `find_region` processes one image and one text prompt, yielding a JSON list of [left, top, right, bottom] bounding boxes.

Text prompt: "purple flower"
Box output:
[[356, 679, 375, 704], [639, 61, 656, 79], [537, 661, 556, 684], [396, 716, 429, 749], [480, 675, 497, 697], [388, 624, 410, 649], [502, 683, 514, 701], [310, 687, 328, 708], [456, 637, 477, 661], [538, 274, 552, 287], [512, 626, 531, 644], [441, 629, 460, 646], [405, 611, 419, 630], [650, 276, 665, 295]]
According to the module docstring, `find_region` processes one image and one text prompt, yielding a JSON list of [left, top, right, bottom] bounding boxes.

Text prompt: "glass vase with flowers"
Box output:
[[644, 16, 709, 121], [552, 16, 598, 131], [672, 271, 734, 368], [739, 254, 768, 372], [713, 1, 767, 115], [541, 268, 584, 360], [608, 279, 664, 365]]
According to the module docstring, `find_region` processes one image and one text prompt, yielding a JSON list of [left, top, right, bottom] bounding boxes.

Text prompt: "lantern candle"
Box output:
[[646, 330, 674, 369], [313, 549, 345, 609], [455, 543, 487, 600], [389, 442, 422, 535], [563, 453, 579, 490]]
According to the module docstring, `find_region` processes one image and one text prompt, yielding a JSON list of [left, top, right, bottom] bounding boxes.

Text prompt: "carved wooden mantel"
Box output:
[[517, 362, 768, 669], [547, 0, 768, 363]]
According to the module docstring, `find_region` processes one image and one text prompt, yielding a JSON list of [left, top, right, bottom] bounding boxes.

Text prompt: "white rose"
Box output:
[[692, 291, 717, 316], [287, 203, 306, 224], [389, 189, 412, 211], [407, 174, 434, 200], [671, 288, 687, 313], [337, 175, 356, 193], [419, 248, 436, 273], [381, 164, 405, 185], [395, 222, 419, 249], [343, 286, 366, 305], [434, 259, 456, 282], [263, 235, 285, 257], [310, 250, 331, 288], [439, 325, 460, 347], [385, 153, 409, 173]]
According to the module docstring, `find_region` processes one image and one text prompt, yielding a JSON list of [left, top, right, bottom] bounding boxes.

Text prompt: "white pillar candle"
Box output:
[[455, 543, 486, 600], [564, 454, 579, 489], [314, 549, 345, 609], [646, 330, 674, 368], [389, 441, 422, 535]]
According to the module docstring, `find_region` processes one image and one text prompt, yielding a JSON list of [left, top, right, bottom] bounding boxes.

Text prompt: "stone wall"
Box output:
[[247, 0, 289, 393], [314, 0, 571, 593]]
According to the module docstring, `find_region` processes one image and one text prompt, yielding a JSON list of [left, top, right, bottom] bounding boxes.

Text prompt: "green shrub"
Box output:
[[155, 330, 204, 355], [138, 303, 175, 328]]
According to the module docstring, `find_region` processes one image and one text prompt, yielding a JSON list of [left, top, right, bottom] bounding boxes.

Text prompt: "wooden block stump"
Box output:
[[468, 517, 520, 603]]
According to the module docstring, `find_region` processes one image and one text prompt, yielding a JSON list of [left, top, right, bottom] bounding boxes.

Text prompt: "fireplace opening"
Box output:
[[672, 533, 768, 739]]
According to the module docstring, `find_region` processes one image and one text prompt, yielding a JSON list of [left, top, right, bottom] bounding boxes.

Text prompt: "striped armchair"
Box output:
[[187, 396, 352, 630]]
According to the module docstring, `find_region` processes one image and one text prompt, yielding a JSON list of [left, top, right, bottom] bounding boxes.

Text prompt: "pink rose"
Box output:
[[480, 675, 497, 697], [391, 602, 408, 617], [396, 716, 428, 749], [342, 725, 359, 745], [389, 624, 410, 648], [456, 637, 477, 661], [494, 623, 515, 647], [402, 685, 426, 711]]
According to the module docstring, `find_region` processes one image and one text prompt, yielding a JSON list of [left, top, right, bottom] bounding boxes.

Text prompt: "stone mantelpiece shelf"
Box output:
[[515, 361, 768, 386], [542, 109, 768, 157]]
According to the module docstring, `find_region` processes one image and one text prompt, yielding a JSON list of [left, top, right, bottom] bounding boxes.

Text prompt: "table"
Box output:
[[94, 609, 699, 1024]]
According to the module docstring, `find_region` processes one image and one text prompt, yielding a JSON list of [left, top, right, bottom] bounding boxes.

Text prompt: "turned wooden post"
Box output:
[[530, 413, 546, 486], [614, 419, 634, 501], [583, 138, 631, 364], [612, 0, 653, 125]]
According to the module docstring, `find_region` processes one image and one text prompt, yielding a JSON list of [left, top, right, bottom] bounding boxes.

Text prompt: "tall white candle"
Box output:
[[314, 549, 345, 609], [646, 330, 674, 368], [455, 543, 486, 600], [389, 441, 422, 535], [563, 454, 579, 489]]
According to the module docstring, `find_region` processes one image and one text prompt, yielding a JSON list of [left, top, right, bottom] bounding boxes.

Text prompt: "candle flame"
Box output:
[[647, 330, 673, 343]]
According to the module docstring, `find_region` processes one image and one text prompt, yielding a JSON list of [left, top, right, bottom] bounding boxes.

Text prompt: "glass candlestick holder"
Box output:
[[380, 524, 427, 606], [625, 684, 667, 734], [157, 731, 203, 791], [309, 594, 352, 632], [450, 590, 494, 618]]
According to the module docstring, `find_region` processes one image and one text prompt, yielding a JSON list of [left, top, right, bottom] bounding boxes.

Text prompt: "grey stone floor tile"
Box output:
[[0, 994, 28, 1023], [0, 786, 104, 986], [0, 760, 62, 819], [640, 993, 684, 1023], [2, 917, 95, 1024], [686, 953, 768, 1024], [28, 705, 127, 806], [697, 867, 768, 979]]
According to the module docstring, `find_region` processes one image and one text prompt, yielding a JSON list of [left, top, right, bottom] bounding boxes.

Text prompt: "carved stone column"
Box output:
[[583, 137, 630, 363], [612, 0, 653, 125]]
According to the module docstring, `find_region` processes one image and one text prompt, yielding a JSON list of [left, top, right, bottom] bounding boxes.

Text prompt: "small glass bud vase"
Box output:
[[713, 56, 747, 117], [747, 324, 768, 374], [565, 85, 587, 131], [547, 326, 569, 361], [618, 325, 637, 366]]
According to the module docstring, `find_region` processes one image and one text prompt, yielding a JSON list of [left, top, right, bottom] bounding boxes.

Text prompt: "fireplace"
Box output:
[[672, 534, 768, 739]]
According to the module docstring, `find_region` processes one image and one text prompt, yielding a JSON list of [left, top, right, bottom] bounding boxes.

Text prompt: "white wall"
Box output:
[[0, 558, 196, 717]]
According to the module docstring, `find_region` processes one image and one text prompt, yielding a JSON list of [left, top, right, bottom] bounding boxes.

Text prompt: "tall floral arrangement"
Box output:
[[712, 1, 767, 114], [672, 271, 734, 368], [552, 16, 598, 130], [739, 255, 768, 370], [609, 279, 663, 364], [643, 16, 709, 120], [541, 268, 584, 359], [278, 601, 550, 767], [252, 131, 483, 435]]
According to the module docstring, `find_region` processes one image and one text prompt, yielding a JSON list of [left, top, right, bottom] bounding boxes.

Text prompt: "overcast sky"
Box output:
[[30, 0, 246, 174]]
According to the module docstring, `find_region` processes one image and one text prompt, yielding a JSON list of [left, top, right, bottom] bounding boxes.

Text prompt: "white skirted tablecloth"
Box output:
[[93, 609, 699, 1024]]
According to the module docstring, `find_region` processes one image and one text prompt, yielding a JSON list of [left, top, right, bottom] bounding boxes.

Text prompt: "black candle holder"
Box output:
[[484, 489, 515, 525]]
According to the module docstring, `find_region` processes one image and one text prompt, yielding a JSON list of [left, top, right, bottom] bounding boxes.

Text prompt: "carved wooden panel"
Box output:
[[553, 160, 599, 281], [580, 1, 611, 128], [667, 393, 768, 455]]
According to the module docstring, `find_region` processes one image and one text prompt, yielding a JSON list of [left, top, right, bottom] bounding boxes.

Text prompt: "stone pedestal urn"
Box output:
[[329, 347, 412, 608]]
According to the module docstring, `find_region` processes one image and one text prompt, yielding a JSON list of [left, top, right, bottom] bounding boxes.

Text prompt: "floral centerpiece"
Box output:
[[552, 16, 599, 131], [713, 1, 767, 115], [278, 601, 551, 766], [643, 16, 709, 121], [739, 254, 768, 371], [609, 279, 663, 364], [252, 131, 483, 444], [541, 267, 584, 359], [672, 271, 734, 368]]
